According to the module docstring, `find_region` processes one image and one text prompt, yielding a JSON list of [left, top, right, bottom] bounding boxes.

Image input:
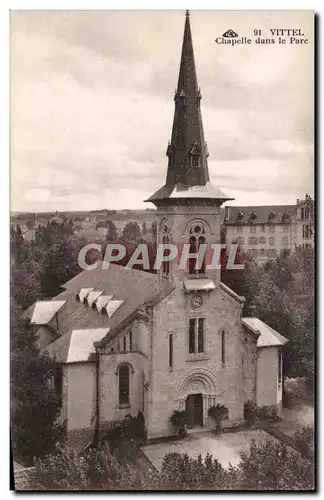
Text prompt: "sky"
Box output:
[[10, 10, 314, 212]]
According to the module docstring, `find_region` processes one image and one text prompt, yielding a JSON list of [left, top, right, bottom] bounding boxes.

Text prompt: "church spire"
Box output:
[[166, 9, 209, 188], [146, 11, 232, 205]]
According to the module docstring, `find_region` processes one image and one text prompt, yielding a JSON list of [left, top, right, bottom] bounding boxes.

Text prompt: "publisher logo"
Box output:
[[222, 29, 239, 38]]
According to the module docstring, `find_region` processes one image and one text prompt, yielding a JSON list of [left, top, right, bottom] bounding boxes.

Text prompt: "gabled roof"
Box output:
[[25, 300, 66, 325], [32, 265, 175, 361], [220, 282, 245, 304], [242, 317, 289, 347], [224, 205, 296, 225], [43, 327, 110, 363]]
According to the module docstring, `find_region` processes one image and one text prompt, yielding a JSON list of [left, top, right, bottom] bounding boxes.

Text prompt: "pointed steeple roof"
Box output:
[[146, 11, 233, 206]]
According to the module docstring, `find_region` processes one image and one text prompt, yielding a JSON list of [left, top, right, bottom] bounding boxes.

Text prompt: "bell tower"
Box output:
[[145, 11, 233, 288]]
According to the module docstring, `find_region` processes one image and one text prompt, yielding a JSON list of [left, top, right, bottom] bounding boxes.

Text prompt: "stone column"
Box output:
[[179, 398, 185, 411], [202, 395, 208, 426]]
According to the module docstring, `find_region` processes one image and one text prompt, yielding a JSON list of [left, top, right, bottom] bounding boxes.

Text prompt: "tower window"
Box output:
[[188, 318, 205, 354], [129, 331, 133, 351], [123, 336, 126, 351], [188, 223, 207, 275], [162, 234, 171, 277], [118, 365, 130, 405]]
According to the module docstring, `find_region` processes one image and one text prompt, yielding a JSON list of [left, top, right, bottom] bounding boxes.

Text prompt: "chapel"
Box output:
[[25, 11, 288, 447]]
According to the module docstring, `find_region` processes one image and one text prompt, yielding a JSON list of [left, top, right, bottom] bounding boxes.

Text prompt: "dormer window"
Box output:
[[237, 212, 244, 221], [191, 155, 200, 167], [268, 211, 276, 222], [282, 212, 290, 222], [189, 142, 200, 168], [250, 211, 257, 221], [179, 89, 187, 106]]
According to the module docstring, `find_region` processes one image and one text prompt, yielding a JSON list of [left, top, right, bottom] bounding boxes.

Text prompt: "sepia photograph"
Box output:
[[10, 9, 315, 491]]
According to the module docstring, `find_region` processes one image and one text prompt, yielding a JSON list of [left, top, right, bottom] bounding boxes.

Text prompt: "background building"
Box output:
[[224, 194, 314, 263]]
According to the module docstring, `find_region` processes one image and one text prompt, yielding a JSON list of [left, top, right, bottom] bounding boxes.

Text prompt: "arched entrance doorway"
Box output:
[[178, 368, 220, 428], [186, 393, 203, 428]]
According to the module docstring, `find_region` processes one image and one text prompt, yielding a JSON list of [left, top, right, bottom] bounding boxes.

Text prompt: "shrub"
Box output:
[[170, 410, 187, 429], [208, 404, 229, 433], [160, 452, 230, 490], [244, 400, 257, 426], [294, 426, 314, 459], [102, 412, 147, 453], [33, 438, 315, 491], [237, 439, 314, 491], [256, 406, 269, 421]]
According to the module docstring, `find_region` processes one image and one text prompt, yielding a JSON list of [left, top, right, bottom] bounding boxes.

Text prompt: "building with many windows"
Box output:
[[224, 194, 314, 263], [24, 12, 288, 448]]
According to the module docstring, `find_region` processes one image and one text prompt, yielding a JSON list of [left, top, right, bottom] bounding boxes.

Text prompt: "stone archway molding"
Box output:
[[178, 367, 220, 398]]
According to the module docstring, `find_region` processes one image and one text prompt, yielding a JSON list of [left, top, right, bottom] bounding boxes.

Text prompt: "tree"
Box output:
[[106, 220, 118, 242], [122, 221, 142, 243], [26, 213, 36, 230], [10, 225, 24, 265], [10, 301, 63, 465], [151, 221, 157, 237], [35, 221, 82, 297], [222, 247, 314, 385]]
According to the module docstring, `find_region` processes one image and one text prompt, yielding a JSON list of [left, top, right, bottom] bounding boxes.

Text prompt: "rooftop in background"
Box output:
[[242, 317, 289, 347], [224, 205, 296, 225]]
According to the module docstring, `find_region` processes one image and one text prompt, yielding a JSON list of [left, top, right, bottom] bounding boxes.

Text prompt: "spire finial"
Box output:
[[186, 10, 190, 18]]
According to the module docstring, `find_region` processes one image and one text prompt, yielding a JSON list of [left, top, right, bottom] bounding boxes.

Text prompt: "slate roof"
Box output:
[[25, 300, 66, 325], [145, 12, 232, 205], [146, 183, 232, 203], [224, 205, 296, 225], [45, 327, 110, 363], [39, 265, 175, 362], [242, 317, 289, 347]]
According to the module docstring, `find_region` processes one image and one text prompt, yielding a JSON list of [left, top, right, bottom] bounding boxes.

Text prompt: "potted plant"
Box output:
[[244, 400, 257, 427], [208, 404, 229, 434], [170, 410, 188, 438]]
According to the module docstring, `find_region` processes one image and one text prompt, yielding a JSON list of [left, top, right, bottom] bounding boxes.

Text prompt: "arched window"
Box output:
[[162, 234, 170, 277], [221, 330, 226, 365], [188, 223, 206, 275], [119, 365, 130, 405], [169, 333, 173, 369], [161, 223, 171, 278]]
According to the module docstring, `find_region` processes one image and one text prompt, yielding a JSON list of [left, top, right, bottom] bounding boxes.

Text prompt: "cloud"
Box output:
[[10, 10, 314, 212]]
